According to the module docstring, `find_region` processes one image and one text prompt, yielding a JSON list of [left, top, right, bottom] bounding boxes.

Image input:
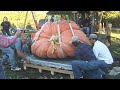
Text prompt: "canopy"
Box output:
[[47, 11, 76, 15]]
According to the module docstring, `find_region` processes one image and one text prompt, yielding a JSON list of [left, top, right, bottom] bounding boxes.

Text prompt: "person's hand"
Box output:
[[14, 31, 21, 38]]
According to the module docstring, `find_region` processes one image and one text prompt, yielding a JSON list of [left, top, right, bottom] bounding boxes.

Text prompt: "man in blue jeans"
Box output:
[[0, 31, 21, 78], [70, 36, 109, 79], [89, 34, 113, 78], [1, 37, 31, 71], [0, 60, 6, 79]]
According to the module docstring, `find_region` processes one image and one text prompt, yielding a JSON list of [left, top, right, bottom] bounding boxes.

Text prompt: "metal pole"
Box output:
[[31, 11, 39, 30], [23, 11, 28, 33]]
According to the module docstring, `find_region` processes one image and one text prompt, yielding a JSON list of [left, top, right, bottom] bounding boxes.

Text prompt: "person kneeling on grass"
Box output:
[[70, 36, 106, 79]]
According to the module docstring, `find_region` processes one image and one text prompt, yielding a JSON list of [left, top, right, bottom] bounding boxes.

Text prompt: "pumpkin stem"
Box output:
[[49, 35, 59, 53]]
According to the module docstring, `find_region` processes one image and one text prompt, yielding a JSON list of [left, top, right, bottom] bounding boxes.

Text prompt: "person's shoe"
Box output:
[[11, 67, 21, 71]]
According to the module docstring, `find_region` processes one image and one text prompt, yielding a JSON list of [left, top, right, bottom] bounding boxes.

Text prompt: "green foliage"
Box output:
[[101, 11, 120, 27], [26, 23, 33, 30], [1, 11, 120, 28]]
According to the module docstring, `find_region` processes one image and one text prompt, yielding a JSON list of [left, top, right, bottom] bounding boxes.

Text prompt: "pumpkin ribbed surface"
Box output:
[[31, 20, 88, 58]]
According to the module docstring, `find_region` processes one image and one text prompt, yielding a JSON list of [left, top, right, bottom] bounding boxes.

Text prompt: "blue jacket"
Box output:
[[75, 43, 97, 61]]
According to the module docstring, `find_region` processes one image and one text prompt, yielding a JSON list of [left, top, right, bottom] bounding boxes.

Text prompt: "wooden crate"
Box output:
[[23, 63, 74, 79], [23, 55, 74, 79]]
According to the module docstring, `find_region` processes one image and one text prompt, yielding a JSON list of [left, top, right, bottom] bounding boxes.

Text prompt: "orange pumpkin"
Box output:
[[31, 20, 88, 58]]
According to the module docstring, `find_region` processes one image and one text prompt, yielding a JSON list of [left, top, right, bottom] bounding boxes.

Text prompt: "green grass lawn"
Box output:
[[109, 32, 120, 60], [3, 59, 70, 79]]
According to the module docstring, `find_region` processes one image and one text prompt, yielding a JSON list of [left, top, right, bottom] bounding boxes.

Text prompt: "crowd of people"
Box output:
[[0, 16, 114, 79]]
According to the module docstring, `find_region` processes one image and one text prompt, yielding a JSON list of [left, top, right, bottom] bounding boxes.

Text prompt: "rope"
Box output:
[[20, 11, 28, 43], [32, 15, 48, 43], [31, 11, 39, 30], [32, 23, 45, 43], [23, 11, 28, 33], [56, 16, 65, 58], [66, 15, 75, 36]]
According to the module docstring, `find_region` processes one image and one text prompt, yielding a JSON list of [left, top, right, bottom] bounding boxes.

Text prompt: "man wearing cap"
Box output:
[[70, 36, 105, 79], [89, 34, 113, 78]]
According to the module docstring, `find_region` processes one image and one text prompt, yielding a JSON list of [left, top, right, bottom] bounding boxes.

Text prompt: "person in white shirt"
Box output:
[[89, 34, 113, 78]]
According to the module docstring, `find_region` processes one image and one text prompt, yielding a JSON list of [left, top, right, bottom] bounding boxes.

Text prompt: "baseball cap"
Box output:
[[69, 36, 80, 44], [89, 34, 98, 39]]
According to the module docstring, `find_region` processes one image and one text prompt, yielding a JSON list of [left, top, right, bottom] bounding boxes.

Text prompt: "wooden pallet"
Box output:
[[23, 63, 74, 79], [23, 55, 74, 79]]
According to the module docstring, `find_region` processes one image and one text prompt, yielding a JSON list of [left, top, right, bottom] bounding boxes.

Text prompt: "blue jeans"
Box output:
[[72, 60, 112, 79], [11, 37, 31, 55], [0, 38, 22, 69], [22, 44, 31, 55], [1, 47, 17, 69], [82, 27, 90, 36], [0, 61, 6, 79]]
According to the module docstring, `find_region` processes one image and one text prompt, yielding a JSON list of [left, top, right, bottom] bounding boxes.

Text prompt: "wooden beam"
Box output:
[[23, 63, 74, 79]]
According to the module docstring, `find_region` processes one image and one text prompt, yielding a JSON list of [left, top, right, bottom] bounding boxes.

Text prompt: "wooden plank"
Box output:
[[39, 69, 42, 73], [23, 63, 74, 79], [26, 55, 73, 70], [24, 65, 27, 70]]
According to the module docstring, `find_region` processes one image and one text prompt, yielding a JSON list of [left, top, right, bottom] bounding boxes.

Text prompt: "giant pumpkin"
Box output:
[[31, 20, 89, 58]]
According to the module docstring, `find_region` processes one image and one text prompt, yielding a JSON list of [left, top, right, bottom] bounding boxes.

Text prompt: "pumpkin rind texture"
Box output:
[[31, 20, 88, 58]]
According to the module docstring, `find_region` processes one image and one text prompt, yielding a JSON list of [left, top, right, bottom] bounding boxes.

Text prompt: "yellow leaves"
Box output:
[[0, 11, 47, 28]]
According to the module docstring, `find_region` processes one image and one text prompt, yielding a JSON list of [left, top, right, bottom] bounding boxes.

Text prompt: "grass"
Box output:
[[111, 32, 120, 39], [2, 58, 70, 79], [3, 61, 70, 79]]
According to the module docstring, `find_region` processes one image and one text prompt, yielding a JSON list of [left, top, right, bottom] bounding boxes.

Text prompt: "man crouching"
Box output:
[[70, 36, 105, 79]]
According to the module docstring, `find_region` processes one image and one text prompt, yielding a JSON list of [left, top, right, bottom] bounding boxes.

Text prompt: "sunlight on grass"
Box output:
[[0, 11, 48, 28], [111, 32, 120, 39]]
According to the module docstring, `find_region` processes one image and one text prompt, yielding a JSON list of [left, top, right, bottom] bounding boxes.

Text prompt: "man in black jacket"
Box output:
[[1, 16, 11, 36]]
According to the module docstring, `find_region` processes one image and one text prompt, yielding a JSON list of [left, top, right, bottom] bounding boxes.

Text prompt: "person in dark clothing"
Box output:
[[50, 15, 54, 22], [81, 13, 91, 36], [70, 36, 105, 79], [1, 16, 11, 36]]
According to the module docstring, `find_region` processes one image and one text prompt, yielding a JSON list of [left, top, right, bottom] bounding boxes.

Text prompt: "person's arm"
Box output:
[[0, 31, 21, 48], [75, 51, 81, 60], [16, 49, 30, 63], [14, 37, 30, 63], [0, 35, 17, 48], [93, 46, 99, 58], [8, 21, 11, 28], [75, 46, 82, 60]]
